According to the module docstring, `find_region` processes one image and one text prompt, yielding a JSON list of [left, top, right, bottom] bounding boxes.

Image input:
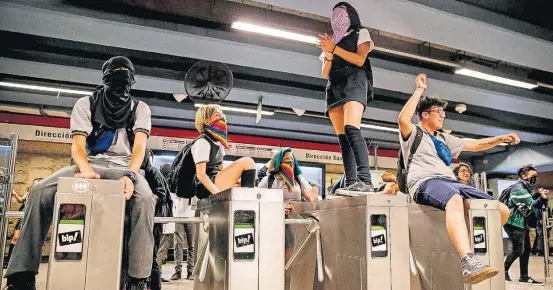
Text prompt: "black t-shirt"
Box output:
[[257, 165, 268, 180]]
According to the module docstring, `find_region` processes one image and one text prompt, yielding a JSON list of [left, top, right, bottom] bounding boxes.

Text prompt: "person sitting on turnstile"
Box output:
[[397, 73, 517, 285], [5, 56, 156, 290], [170, 104, 257, 200], [258, 147, 318, 262], [503, 164, 548, 286], [140, 150, 173, 290]]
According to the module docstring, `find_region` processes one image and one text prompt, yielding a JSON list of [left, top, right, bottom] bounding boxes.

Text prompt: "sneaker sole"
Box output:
[[463, 267, 499, 284], [519, 282, 545, 286]]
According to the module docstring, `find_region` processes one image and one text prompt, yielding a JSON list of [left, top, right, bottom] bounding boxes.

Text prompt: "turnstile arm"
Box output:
[[285, 217, 324, 282]]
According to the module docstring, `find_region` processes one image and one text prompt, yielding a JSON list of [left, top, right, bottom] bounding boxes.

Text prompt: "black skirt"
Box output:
[[325, 67, 372, 116]]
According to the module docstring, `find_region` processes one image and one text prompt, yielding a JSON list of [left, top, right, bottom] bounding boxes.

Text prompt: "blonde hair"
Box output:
[[381, 172, 400, 194], [195, 104, 223, 133]]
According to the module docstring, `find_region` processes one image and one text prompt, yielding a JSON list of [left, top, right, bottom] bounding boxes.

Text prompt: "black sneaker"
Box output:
[[4, 283, 36, 290], [460, 253, 498, 284], [187, 272, 195, 280], [505, 272, 512, 282], [127, 277, 148, 290], [336, 181, 374, 196], [170, 272, 181, 280], [519, 276, 544, 286]]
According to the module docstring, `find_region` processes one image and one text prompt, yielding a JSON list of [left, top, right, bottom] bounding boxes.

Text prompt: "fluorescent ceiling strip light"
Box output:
[[0, 81, 92, 95], [463, 137, 507, 146], [455, 69, 538, 89], [537, 82, 553, 90], [231, 21, 319, 44], [373, 47, 459, 68], [360, 123, 399, 133], [194, 104, 274, 116]]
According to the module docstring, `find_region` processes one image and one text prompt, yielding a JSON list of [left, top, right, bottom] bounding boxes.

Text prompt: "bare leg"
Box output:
[[446, 194, 472, 258], [215, 157, 256, 191]]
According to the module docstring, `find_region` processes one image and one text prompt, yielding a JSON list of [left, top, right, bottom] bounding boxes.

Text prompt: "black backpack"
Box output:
[[168, 134, 217, 199], [498, 183, 517, 204], [397, 126, 424, 194]]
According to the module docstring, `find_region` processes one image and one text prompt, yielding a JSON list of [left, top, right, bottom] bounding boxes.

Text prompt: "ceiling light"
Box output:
[[231, 21, 319, 44], [0, 81, 92, 95], [360, 124, 399, 133], [455, 69, 538, 89], [194, 104, 274, 116]]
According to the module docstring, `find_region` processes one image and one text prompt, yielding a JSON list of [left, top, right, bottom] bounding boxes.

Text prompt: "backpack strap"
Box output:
[[405, 126, 424, 170], [268, 174, 276, 189]]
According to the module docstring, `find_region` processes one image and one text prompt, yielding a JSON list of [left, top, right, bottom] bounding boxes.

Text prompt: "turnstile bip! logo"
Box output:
[[235, 233, 254, 248], [72, 180, 90, 193], [58, 230, 82, 246]]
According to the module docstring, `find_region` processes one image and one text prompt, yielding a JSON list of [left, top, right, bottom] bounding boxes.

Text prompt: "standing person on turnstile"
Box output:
[[397, 73, 518, 284], [316, 2, 375, 195], [502, 164, 548, 286], [141, 150, 173, 290], [5, 56, 156, 290]]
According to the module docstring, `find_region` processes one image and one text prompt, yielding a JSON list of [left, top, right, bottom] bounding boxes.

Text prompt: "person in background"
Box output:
[[3, 178, 43, 269], [258, 147, 317, 263], [257, 149, 280, 181], [454, 163, 473, 186], [317, 2, 375, 194], [531, 191, 551, 257], [141, 150, 172, 290], [159, 164, 195, 281], [504, 165, 548, 285], [378, 172, 401, 195], [6, 56, 155, 290]]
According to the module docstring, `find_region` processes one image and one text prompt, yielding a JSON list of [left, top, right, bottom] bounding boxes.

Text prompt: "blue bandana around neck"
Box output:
[[429, 134, 452, 166]]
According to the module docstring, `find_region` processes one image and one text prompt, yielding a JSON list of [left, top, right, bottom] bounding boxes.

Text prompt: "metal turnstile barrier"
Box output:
[[194, 187, 286, 290], [409, 200, 506, 290], [289, 193, 411, 290], [46, 177, 126, 290]]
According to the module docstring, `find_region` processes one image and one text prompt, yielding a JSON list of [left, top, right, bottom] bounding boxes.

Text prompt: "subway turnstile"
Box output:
[[289, 193, 411, 290], [194, 187, 285, 290], [46, 177, 126, 290], [408, 200, 506, 290]]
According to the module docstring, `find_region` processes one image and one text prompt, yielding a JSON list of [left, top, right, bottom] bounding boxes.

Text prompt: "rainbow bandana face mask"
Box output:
[[204, 116, 229, 149], [272, 147, 303, 192]]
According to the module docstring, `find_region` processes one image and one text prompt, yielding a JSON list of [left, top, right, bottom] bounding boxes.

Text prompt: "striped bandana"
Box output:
[[204, 116, 229, 149], [280, 161, 295, 192]]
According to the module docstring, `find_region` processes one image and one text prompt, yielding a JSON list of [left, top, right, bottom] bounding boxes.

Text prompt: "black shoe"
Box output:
[[187, 272, 195, 280], [170, 272, 181, 280], [505, 272, 511, 282], [4, 283, 36, 290], [160, 277, 170, 283], [127, 277, 148, 290], [519, 276, 544, 286], [336, 181, 374, 196]]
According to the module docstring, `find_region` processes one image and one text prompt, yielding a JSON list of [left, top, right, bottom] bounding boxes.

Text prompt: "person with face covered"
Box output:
[[258, 148, 317, 263], [398, 73, 518, 284], [5, 56, 155, 290], [503, 165, 548, 285], [317, 2, 375, 195]]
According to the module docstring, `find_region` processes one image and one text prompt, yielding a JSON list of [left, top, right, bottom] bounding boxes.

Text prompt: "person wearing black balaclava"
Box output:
[[504, 164, 548, 285], [317, 2, 375, 195], [5, 56, 155, 290]]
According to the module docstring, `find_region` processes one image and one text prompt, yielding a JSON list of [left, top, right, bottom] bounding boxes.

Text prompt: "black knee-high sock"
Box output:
[[241, 169, 256, 188], [338, 134, 357, 186], [344, 125, 372, 185]]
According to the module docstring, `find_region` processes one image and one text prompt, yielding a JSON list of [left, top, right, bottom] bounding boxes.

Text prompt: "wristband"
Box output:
[[331, 45, 337, 53]]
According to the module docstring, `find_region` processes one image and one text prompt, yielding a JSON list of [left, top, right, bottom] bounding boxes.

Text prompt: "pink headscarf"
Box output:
[[331, 6, 351, 44]]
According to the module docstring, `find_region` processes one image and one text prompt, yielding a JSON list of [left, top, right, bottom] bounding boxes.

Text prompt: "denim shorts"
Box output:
[[414, 178, 492, 210]]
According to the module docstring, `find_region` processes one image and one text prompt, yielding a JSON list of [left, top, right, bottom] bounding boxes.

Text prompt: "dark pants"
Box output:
[[149, 225, 163, 290], [504, 224, 530, 278]]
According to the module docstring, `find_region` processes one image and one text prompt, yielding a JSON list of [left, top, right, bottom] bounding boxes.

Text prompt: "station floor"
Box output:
[[1, 257, 551, 289]]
